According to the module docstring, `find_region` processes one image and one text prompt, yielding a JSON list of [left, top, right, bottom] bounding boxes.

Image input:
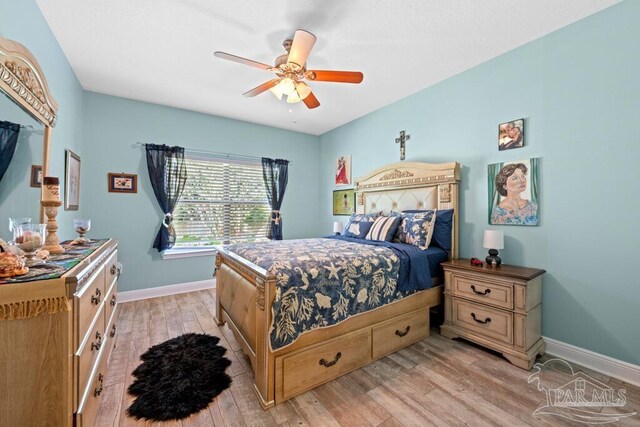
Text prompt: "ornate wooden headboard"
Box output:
[[354, 161, 461, 259]]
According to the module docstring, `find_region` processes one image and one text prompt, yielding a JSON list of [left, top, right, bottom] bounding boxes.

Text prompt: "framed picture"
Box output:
[[30, 165, 42, 188], [333, 189, 355, 215], [108, 173, 138, 193], [335, 155, 351, 186], [64, 149, 81, 210], [498, 118, 525, 151], [488, 158, 539, 226]]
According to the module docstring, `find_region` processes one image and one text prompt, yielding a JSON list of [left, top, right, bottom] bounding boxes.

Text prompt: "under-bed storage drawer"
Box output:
[[452, 299, 513, 344], [372, 308, 429, 359], [452, 275, 513, 309], [281, 329, 370, 400]]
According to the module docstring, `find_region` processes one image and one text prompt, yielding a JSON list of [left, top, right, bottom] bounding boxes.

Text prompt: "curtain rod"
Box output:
[[134, 141, 290, 163]]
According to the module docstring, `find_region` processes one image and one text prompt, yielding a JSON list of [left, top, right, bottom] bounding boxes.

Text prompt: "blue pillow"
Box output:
[[397, 210, 436, 250], [366, 216, 402, 242], [403, 209, 454, 251], [344, 220, 374, 239]]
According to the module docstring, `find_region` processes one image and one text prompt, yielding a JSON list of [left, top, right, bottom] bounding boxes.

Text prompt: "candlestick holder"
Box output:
[[41, 200, 65, 254]]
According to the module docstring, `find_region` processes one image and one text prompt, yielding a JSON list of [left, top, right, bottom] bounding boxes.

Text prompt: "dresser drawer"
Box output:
[[372, 308, 429, 359], [452, 275, 513, 310], [281, 329, 370, 400], [452, 299, 513, 344], [104, 280, 117, 330], [75, 266, 106, 343], [104, 251, 119, 289], [75, 304, 105, 407], [76, 341, 109, 427]]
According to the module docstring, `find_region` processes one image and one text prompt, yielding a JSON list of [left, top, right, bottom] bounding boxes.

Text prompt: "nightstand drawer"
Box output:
[[452, 299, 513, 344], [452, 276, 513, 309]]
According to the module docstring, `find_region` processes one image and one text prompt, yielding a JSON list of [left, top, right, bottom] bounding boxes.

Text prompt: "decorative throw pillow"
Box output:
[[403, 209, 454, 251], [343, 212, 379, 239], [366, 216, 402, 242], [397, 210, 437, 250]]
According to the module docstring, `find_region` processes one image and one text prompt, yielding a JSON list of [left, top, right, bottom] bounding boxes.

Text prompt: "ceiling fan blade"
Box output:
[[287, 29, 317, 68], [306, 70, 364, 84], [214, 51, 271, 70], [243, 79, 280, 97], [303, 91, 320, 109]]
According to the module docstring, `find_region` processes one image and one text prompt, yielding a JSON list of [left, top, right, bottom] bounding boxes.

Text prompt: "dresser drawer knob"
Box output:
[[395, 325, 411, 337], [470, 285, 491, 296], [91, 331, 103, 351], [91, 288, 102, 305], [110, 323, 117, 338], [94, 373, 104, 397], [471, 313, 491, 324], [110, 294, 117, 307], [319, 352, 342, 368]]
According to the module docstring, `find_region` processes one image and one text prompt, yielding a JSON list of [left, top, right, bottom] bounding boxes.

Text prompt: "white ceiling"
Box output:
[[36, 0, 618, 136]]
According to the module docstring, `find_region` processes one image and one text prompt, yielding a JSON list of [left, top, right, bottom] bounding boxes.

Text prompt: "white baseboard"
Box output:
[[544, 336, 640, 387], [118, 279, 216, 303]]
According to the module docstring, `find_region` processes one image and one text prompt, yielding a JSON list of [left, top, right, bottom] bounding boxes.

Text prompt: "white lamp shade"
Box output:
[[483, 230, 504, 249], [333, 221, 344, 233]]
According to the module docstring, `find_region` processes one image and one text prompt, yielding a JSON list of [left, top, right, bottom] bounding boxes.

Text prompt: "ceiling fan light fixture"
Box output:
[[295, 81, 311, 100], [270, 83, 284, 100], [286, 90, 301, 104], [279, 77, 296, 96]]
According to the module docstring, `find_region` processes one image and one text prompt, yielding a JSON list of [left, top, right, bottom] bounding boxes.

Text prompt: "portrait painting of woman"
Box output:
[[488, 158, 539, 226], [335, 155, 351, 185]]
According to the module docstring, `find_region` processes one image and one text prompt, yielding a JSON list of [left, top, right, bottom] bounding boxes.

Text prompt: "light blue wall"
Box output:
[[82, 92, 321, 292], [320, 1, 640, 365], [0, 0, 86, 237]]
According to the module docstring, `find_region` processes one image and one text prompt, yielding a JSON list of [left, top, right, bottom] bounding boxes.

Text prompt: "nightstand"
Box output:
[[440, 259, 545, 370]]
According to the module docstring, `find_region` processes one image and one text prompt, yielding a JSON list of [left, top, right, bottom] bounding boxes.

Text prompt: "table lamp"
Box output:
[[483, 230, 504, 267], [333, 221, 343, 235]]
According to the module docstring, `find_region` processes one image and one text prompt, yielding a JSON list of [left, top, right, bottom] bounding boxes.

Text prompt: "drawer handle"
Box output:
[[471, 313, 491, 324], [110, 323, 117, 338], [395, 325, 411, 337], [319, 352, 342, 368], [110, 294, 117, 307], [94, 373, 104, 397], [91, 288, 102, 305], [470, 285, 491, 296], [91, 331, 103, 351]]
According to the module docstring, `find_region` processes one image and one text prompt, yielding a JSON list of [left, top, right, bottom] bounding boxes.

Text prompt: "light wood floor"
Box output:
[[96, 289, 640, 426]]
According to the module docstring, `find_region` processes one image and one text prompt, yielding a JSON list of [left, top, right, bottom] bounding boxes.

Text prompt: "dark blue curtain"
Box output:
[[0, 121, 20, 183], [146, 144, 187, 252], [261, 158, 289, 240]]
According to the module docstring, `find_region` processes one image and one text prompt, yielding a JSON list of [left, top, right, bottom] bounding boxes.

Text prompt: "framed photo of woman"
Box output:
[[498, 118, 525, 151], [335, 155, 351, 186], [488, 158, 539, 226]]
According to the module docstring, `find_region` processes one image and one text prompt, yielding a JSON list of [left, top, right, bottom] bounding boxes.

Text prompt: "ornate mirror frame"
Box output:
[[0, 36, 58, 220]]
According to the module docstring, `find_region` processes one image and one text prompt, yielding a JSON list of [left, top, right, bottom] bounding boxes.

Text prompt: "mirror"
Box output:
[[0, 91, 45, 241], [0, 36, 58, 239]]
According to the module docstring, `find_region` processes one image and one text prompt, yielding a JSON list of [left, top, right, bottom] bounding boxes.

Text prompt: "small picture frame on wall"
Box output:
[[498, 118, 525, 151], [30, 165, 42, 188], [108, 173, 138, 193], [64, 149, 81, 210], [335, 155, 351, 186], [333, 189, 355, 215]]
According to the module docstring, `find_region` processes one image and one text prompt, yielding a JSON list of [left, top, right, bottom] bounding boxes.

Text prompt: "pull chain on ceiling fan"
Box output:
[[214, 29, 363, 109]]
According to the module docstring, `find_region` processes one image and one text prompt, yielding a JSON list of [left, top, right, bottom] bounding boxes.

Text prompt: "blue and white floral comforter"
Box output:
[[225, 237, 438, 350]]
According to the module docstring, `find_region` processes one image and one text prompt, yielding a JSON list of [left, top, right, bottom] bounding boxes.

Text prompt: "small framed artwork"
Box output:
[[335, 155, 351, 186], [498, 118, 525, 151], [108, 173, 138, 193], [30, 165, 42, 188], [333, 189, 355, 215], [488, 158, 539, 226], [64, 149, 81, 210]]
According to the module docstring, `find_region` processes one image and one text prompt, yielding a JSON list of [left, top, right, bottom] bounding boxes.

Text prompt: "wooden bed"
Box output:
[[214, 161, 460, 409]]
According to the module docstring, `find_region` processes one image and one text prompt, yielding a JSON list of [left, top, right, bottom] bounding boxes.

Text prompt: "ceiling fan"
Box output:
[[214, 29, 363, 109]]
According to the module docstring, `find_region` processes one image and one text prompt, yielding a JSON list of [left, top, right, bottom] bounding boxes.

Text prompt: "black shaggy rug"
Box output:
[[127, 333, 232, 421]]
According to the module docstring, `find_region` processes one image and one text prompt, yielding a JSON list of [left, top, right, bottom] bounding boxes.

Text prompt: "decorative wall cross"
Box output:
[[395, 130, 410, 161]]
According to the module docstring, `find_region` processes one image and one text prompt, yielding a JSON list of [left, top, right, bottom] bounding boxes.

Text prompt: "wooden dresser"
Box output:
[[0, 239, 119, 427], [440, 259, 545, 369]]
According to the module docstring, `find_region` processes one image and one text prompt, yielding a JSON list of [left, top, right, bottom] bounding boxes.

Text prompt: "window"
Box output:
[[172, 155, 270, 248]]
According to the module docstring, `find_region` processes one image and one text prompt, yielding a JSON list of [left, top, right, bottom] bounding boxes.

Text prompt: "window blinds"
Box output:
[[173, 156, 270, 247]]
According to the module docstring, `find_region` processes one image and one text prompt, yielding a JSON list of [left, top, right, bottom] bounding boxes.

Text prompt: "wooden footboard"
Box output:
[[215, 249, 442, 409]]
